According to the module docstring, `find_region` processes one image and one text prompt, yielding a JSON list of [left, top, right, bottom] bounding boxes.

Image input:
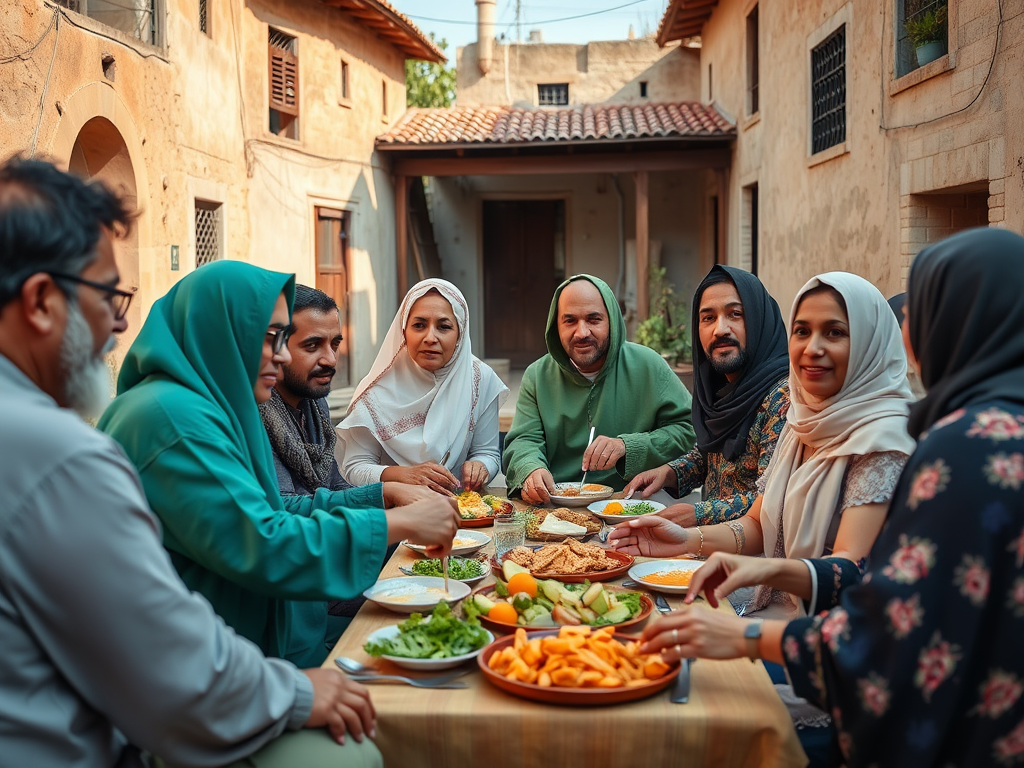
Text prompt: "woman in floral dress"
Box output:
[[642, 228, 1024, 767]]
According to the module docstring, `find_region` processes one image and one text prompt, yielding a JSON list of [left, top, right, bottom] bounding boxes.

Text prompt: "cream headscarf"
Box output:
[[337, 279, 508, 471], [758, 272, 916, 571]]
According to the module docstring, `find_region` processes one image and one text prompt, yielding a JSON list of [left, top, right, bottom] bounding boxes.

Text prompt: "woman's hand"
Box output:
[[521, 468, 555, 504], [624, 465, 674, 499], [302, 668, 376, 745], [684, 552, 784, 608], [639, 605, 747, 662], [607, 515, 692, 558], [460, 460, 490, 491], [381, 463, 459, 496], [386, 495, 460, 556], [657, 503, 698, 528]]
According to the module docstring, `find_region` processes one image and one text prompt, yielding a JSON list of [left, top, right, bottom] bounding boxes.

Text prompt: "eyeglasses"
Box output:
[[49, 272, 135, 321], [266, 326, 294, 355]]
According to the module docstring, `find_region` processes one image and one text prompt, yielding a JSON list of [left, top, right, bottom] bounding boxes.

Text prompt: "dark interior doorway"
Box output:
[[483, 200, 564, 367]]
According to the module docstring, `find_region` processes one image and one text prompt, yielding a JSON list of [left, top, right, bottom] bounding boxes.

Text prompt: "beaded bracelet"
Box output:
[[725, 520, 746, 554]]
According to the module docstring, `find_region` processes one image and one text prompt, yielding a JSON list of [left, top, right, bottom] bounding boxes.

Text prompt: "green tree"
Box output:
[[406, 35, 456, 108]]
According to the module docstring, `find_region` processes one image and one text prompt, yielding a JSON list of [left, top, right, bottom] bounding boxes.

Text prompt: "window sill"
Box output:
[[889, 52, 955, 96], [339, 97, 353, 110], [740, 111, 761, 131], [807, 141, 848, 168], [261, 132, 303, 149]]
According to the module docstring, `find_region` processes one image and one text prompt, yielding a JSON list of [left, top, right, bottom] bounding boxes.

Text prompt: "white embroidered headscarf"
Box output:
[[759, 272, 916, 568], [337, 279, 508, 471]]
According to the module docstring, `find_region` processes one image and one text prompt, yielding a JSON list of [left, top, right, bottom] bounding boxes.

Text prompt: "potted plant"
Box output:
[[904, 5, 948, 68], [636, 267, 691, 374]]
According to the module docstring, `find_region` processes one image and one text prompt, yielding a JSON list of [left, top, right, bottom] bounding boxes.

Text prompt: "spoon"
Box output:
[[579, 426, 596, 493], [335, 657, 377, 675]]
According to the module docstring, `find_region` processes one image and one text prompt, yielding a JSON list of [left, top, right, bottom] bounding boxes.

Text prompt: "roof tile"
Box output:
[[377, 102, 734, 147]]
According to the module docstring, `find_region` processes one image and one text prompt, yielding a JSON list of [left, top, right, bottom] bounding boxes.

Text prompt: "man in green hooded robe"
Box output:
[[503, 274, 695, 502], [100, 261, 459, 668]]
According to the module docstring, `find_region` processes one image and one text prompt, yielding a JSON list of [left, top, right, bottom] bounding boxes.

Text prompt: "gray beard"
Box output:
[[59, 300, 116, 418]]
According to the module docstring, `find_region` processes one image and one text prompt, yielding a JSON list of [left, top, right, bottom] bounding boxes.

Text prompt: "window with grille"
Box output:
[[199, 0, 209, 35], [269, 29, 299, 139], [538, 83, 569, 106], [194, 201, 222, 268], [810, 26, 846, 155], [746, 5, 759, 115], [315, 208, 351, 387], [55, 0, 159, 45], [896, 0, 948, 77]]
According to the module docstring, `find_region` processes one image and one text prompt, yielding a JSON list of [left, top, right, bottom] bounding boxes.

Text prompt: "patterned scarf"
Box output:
[[259, 389, 338, 492]]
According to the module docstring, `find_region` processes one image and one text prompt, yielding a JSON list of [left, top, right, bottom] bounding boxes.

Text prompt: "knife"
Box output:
[[670, 657, 692, 704], [654, 594, 672, 614]]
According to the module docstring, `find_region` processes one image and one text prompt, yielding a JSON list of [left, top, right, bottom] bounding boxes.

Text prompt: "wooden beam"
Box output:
[[395, 174, 409, 300], [635, 170, 650, 322], [716, 167, 728, 266], [389, 148, 730, 177]]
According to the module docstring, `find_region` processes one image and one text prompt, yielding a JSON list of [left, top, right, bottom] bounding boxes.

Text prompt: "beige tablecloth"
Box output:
[[324, 504, 807, 768]]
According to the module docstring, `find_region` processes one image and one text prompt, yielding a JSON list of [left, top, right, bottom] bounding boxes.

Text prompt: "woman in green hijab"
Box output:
[[100, 261, 459, 667]]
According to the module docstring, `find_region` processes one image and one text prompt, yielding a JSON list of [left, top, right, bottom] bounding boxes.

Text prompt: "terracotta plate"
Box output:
[[458, 515, 495, 528], [490, 548, 635, 583], [468, 583, 653, 635], [477, 630, 679, 706]]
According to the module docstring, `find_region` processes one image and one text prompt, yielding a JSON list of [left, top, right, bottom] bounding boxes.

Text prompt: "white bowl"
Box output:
[[363, 622, 493, 670], [402, 529, 491, 557], [548, 483, 614, 508], [588, 498, 667, 522], [627, 559, 703, 594], [363, 576, 472, 614]]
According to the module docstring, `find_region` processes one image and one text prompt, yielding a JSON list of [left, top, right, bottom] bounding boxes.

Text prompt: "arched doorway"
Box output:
[[68, 117, 141, 375]]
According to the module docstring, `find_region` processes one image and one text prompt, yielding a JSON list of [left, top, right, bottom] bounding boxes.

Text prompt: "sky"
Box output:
[[394, 0, 671, 60]]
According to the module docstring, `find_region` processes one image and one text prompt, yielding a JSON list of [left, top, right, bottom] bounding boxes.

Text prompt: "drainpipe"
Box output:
[[612, 173, 626, 298], [477, 0, 495, 74]]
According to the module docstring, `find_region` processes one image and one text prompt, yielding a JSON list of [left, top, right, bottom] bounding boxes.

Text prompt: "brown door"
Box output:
[[483, 200, 563, 367], [314, 207, 351, 387]]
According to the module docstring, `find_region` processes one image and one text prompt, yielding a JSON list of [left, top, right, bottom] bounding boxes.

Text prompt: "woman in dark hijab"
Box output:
[[887, 292, 926, 398], [641, 228, 1024, 768]]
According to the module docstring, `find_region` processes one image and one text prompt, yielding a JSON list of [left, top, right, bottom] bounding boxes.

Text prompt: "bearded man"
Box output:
[[503, 274, 695, 502], [259, 284, 351, 495]]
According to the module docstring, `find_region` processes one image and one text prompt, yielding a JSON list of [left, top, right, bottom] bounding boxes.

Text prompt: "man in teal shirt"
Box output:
[[503, 274, 695, 502]]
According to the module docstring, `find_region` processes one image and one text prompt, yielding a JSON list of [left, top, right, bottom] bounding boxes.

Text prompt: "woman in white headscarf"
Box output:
[[336, 279, 508, 493], [611, 272, 916, 616]]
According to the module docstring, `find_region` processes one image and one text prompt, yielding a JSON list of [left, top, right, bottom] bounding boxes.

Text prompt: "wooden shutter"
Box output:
[[269, 45, 299, 116]]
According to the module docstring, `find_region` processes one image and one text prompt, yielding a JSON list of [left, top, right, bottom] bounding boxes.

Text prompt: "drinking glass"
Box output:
[[492, 514, 525, 557]]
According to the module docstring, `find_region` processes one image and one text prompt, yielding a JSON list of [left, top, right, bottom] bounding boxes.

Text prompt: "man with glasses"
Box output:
[[0, 156, 382, 766]]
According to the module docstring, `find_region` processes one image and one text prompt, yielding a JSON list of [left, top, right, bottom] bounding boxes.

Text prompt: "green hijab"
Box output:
[[112, 261, 294, 506], [543, 274, 626, 384]]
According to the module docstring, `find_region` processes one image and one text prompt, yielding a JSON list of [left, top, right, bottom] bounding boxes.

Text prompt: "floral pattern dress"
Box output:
[[782, 401, 1024, 767], [669, 377, 790, 525]]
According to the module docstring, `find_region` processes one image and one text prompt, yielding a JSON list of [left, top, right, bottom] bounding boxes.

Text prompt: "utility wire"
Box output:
[[0, 6, 58, 64], [30, 12, 60, 157], [404, 0, 653, 28]]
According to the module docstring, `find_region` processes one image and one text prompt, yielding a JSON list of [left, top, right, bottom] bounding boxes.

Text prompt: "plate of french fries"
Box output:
[[478, 626, 678, 705]]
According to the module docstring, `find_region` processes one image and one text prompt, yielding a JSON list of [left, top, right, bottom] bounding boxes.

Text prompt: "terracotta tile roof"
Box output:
[[321, 0, 445, 63], [657, 0, 718, 46], [377, 102, 734, 147]]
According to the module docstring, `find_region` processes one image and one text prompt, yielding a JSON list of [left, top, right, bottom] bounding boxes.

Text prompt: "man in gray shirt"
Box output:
[[0, 157, 381, 767]]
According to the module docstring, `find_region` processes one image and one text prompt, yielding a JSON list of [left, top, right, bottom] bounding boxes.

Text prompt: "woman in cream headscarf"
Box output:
[[611, 272, 916, 614], [337, 279, 508, 493]]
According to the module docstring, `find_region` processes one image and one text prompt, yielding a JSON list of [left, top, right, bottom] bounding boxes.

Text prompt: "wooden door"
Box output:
[[314, 207, 351, 387], [483, 200, 562, 367]]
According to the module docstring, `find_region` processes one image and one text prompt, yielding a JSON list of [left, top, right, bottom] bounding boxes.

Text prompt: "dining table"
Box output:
[[323, 490, 808, 768]]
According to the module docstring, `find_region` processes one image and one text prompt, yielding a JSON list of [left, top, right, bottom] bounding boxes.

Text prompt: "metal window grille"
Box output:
[[199, 0, 208, 34], [896, 0, 947, 77], [194, 201, 222, 267], [57, 0, 157, 45], [269, 29, 296, 53], [538, 83, 569, 106], [810, 26, 846, 155]]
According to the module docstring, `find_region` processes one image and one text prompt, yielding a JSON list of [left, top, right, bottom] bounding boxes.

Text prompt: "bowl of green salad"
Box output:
[[363, 602, 493, 670], [399, 557, 488, 585]]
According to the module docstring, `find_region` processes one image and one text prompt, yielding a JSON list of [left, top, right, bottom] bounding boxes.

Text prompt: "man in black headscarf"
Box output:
[[624, 265, 790, 529]]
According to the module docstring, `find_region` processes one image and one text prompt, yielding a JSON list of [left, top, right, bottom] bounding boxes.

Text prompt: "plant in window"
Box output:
[[636, 267, 691, 366], [904, 5, 947, 67]]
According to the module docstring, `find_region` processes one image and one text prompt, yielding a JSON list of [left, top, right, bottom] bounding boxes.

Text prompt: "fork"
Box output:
[[337, 664, 469, 689]]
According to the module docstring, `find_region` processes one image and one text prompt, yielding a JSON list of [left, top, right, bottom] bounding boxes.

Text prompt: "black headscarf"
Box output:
[[887, 292, 907, 323], [691, 265, 789, 459], [907, 227, 1024, 438]]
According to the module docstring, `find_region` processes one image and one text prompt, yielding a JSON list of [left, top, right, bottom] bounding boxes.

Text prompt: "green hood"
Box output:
[[544, 274, 626, 384], [106, 260, 295, 508]]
